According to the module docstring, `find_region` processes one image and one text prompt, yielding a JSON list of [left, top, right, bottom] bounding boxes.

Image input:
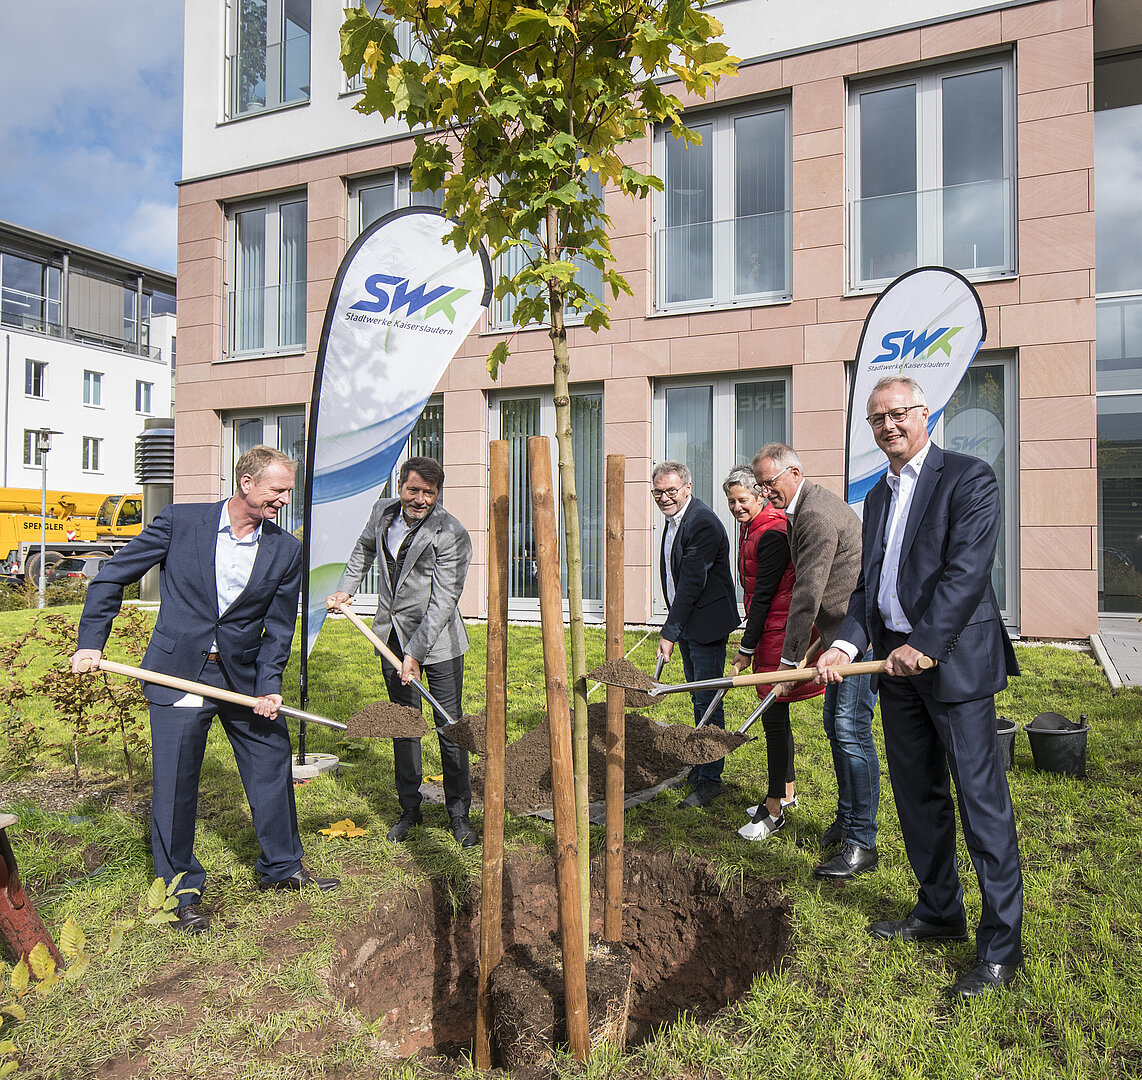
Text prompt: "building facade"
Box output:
[[177, 0, 1140, 637], [1, 220, 176, 494]]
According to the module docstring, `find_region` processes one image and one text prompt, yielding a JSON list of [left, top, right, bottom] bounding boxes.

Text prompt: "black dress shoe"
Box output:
[[258, 867, 340, 892], [820, 818, 846, 851], [948, 960, 1022, 997], [680, 781, 723, 809], [172, 903, 211, 934], [386, 807, 422, 842], [450, 814, 479, 848], [813, 841, 878, 879], [868, 913, 969, 943]]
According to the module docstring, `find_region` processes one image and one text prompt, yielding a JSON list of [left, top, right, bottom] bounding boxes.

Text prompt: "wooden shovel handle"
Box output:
[[734, 653, 934, 688], [334, 602, 403, 668], [76, 657, 346, 730]]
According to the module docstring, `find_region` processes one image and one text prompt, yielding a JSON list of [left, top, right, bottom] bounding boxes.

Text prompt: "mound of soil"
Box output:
[[440, 712, 486, 755], [345, 701, 428, 738], [471, 703, 745, 814], [329, 845, 792, 1058], [588, 658, 658, 709]]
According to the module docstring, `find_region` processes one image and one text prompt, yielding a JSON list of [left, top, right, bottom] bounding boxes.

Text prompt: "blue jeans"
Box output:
[[678, 634, 729, 786], [822, 650, 879, 850]]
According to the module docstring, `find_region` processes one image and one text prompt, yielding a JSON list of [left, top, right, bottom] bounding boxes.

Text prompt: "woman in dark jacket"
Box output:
[[723, 467, 823, 841]]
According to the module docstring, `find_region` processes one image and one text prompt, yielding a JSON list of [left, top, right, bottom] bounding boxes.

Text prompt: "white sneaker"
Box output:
[[738, 812, 785, 841], [746, 796, 797, 817]]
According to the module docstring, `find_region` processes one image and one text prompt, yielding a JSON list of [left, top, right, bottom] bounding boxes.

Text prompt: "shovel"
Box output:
[[650, 655, 935, 698], [333, 602, 460, 730], [694, 638, 822, 730], [76, 657, 347, 730], [587, 653, 666, 710]]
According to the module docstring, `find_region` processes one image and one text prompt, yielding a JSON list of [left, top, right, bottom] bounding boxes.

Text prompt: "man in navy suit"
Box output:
[[654, 461, 741, 808], [71, 445, 338, 934], [817, 376, 1022, 997]]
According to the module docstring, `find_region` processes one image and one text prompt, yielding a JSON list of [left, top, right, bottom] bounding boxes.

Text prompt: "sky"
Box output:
[[0, 2, 184, 274]]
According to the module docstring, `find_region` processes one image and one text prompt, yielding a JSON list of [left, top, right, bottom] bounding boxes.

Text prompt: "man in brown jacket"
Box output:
[[752, 443, 879, 879]]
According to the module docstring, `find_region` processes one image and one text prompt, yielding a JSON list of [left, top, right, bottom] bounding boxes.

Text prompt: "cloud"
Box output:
[[0, 1, 183, 272]]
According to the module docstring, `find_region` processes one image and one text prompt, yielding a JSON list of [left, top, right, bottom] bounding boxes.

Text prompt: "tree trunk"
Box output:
[[547, 207, 591, 954]]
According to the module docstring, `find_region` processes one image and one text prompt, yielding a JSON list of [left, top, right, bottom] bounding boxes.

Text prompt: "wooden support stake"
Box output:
[[528, 436, 589, 1062], [603, 454, 625, 943], [475, 440, 510, 1070]]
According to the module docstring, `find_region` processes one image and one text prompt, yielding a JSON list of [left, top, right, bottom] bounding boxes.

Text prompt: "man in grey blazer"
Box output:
[[327, 457, 476, 847], [752, 444, 879, 879]]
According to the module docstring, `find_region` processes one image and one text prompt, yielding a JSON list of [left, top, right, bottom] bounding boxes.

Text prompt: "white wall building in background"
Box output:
[[1, 220, 176, 494]]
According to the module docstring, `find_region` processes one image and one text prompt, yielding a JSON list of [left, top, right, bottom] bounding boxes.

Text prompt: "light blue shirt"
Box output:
[[214, 502, 261, 642]]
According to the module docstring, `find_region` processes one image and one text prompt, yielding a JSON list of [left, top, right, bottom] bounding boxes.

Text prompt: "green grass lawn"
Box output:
[[0, 605, 1140, 1079]]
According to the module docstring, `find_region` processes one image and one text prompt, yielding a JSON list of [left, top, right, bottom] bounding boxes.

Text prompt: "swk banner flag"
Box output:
[[301, 208, 492, 657], [846, 266, 986, 514]]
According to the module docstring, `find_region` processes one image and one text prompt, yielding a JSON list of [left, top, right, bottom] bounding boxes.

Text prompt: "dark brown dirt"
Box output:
[[471, 702, 744, 813], [329, 845, 792, 1058], [440, 712, 486, 754], [345, 700, 428, 738], [489, 936, 632, 1067], [588, 658, 659, 709]]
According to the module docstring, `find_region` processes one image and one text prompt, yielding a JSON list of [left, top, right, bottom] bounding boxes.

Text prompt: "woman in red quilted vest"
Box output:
[[723, 467, 824, 841]]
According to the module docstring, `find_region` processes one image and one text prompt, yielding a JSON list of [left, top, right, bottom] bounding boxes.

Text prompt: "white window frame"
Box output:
[[82, 436, 102, 473], [136, 380, 154, 415], [25, 359, 46, 398], [225, 193, 308, 360], [847, 53, 1016, 291], [650, 371, 792, 619], [222, 407, 307, 532], [652, 99, 792, 314], [224, 0, 310, 120], [83, 369, 103, 407], [348, 169, 445, 239], [22, 429, 43, 467], [488, 387, 606, 622]]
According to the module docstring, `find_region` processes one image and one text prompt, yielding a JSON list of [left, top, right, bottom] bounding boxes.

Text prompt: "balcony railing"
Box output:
[[228, 282, 307, 355], [654, 210, 791, 310], [850, 176, 1015, 287]]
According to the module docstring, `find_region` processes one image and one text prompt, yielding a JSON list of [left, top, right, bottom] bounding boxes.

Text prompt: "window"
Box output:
[[25, 359, 46, 398], [351, 170, 445, 236], [849, 55, 1015, 288], [83, 370, 102, 406], [23, 429, 44, 467], [651, 373, 790, 615], [1095, 51, 1142, 614], [228, 0, 310, 118], [487, 172, 606, 331], [136, 380, 153, 414], [654, 101, 791, 311], [489, 390, 604, 617], [223, 408, 307, 534], [346, 22, 428, 92], [1, 253, 62, 333], [228, 195, 307, 356], [82, 437, 102, 472]]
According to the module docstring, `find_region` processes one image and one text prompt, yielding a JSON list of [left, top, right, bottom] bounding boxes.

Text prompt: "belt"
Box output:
[[204, 652, 221, 662]]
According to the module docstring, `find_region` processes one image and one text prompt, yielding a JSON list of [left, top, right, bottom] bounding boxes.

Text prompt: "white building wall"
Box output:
[[2, 329, 173, 493], [182, 0, 1031, 181]]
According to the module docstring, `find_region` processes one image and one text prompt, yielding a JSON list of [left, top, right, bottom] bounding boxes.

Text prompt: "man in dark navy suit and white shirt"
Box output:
[[71, 445, 338, 934], [817, 375, 1022, 998], [653, 461, 741, 809]]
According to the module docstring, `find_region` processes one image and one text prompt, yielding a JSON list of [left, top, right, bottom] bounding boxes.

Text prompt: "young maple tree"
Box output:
[[341, 0, 737, 935]]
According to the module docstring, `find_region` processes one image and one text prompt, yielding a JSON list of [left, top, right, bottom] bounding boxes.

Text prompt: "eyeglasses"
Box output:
[[651, 484, 688, 500], [756, 465, 792, 491], [867, 404, 925, 429]]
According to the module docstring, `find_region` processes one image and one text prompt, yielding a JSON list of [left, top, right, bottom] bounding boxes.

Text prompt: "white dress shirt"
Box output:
[[662, 495, 692, 606]]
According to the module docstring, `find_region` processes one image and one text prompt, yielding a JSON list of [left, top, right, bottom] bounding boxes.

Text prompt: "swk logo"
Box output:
[[872, 326, 963, 364], [349, 274, 470, 323]]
